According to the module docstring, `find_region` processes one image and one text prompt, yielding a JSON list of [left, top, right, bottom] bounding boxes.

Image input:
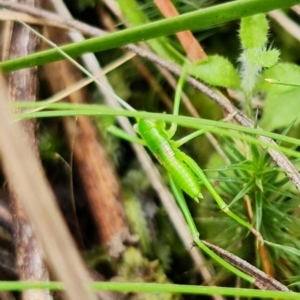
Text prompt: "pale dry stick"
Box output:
[[51, 1, 224, 291], [202, 241, 291, 292], [1, 3, 300, 199], [0, 75, 96, 300], [52, 1, 225, 290], [0, 9, 69, 28], [0, 0, 14, 62], [102, 0, 122, 19], [292, 5, 300, 15], [268, 9, 300, 43], [47, 0, 218, 287]]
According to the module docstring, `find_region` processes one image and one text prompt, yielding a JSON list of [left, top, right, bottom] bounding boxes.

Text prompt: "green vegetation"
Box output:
[[1, 0, 300, 299]]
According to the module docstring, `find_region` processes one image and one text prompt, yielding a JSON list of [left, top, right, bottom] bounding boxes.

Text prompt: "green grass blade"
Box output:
[[15, 111, 300, 159], [118, 0, 182, 64], [14, 101, 300, 148], [0, 281, 297, 298]]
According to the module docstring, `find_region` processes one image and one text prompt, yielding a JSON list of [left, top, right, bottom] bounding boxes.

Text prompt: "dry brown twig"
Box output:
[[202, 241, 290, 292]]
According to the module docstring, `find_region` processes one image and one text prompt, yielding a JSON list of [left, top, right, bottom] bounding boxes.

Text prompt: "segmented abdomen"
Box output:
[[137, 119, 201, 200]]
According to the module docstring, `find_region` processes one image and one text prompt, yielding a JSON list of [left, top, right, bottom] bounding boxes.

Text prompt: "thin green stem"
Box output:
[[168, 68, 188, 138], [14, 106, 300, 161], [14, 102, 300, 147], [0, 281, 297, 298], [106, 126, 145, 145], [169, 174, 199, 235], [176, 129, 206, 147]]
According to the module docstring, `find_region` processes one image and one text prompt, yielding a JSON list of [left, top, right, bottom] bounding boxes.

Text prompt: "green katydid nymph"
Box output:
[[136, 118, 203, 202]]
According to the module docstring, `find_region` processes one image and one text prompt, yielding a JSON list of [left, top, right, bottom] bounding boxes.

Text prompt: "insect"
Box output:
[[111, 71, 263, 243], [136, 118, 203, 201]]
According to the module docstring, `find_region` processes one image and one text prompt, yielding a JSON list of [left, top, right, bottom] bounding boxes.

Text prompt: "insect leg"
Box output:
[[107, 125, 146, 145], [168, 173, 255, 283], [178, 152, 264, 243], [169, 173, 199, 238], [167, 67, 188, 139], [175, 129, 207, 148]]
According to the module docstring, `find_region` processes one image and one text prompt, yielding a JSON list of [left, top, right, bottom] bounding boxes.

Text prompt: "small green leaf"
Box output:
[[244, 49, 279, 68], [257, 63, 300, 93], [255, 193, 263, 231], [260, 88, 300, 131], [240, 14, 269, 49], [255, 178, 264, 192], [258, 49, 280, 67], [190, 55, 240, 88]]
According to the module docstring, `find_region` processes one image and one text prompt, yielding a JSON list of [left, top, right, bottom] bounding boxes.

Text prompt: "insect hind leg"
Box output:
[[175, 129, 207, 148], [180, 152, 264, 244]]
